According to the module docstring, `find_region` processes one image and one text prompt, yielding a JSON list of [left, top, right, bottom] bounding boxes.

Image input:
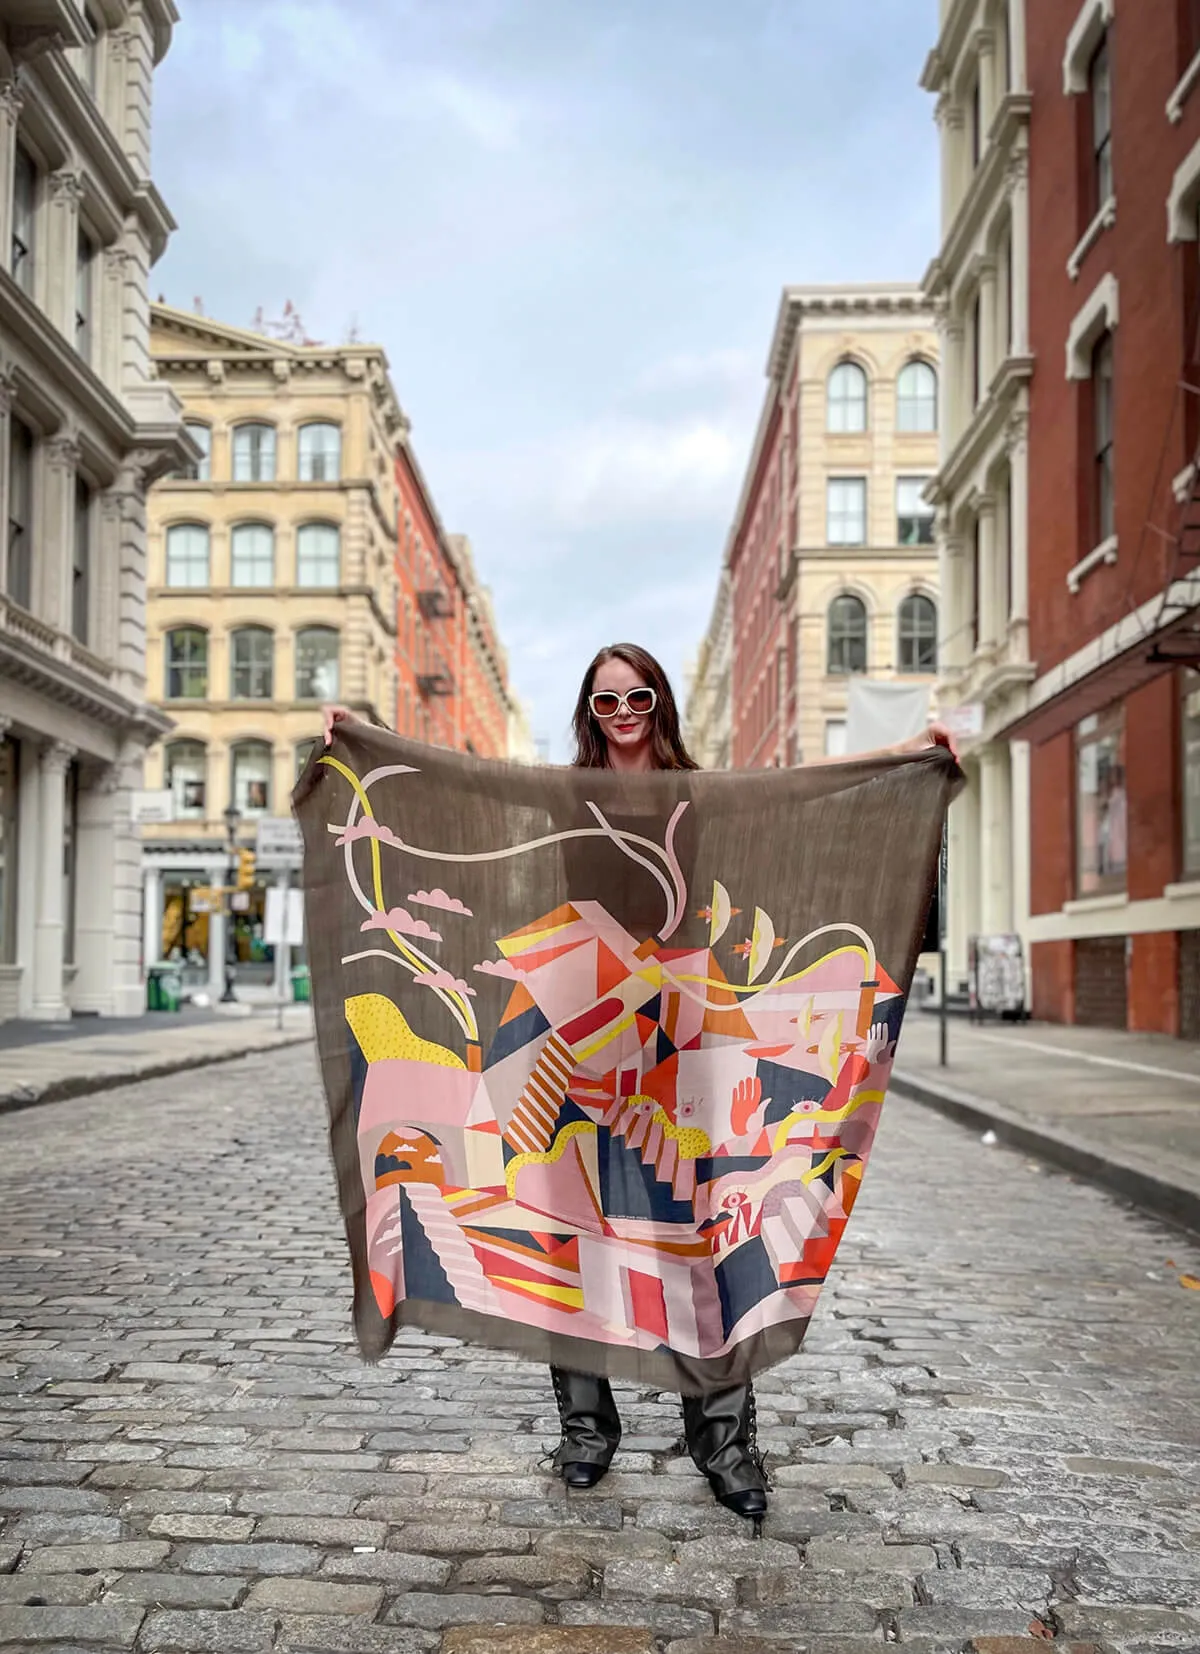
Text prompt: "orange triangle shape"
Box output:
[[752, 1128, 771, 1154], [514, 939, 586, 974], [500, 982, 538, 1024], [596, 941, 629, 998]]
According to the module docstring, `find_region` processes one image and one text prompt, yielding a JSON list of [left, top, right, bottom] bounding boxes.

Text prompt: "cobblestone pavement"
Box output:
[[0, 1048, 1198, 1654]]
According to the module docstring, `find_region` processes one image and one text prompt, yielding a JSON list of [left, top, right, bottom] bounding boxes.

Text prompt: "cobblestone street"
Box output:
[[0, 1046, 1197, 1654]]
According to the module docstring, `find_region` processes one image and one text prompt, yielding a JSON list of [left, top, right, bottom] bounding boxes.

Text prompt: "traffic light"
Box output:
[[236, 848, 256, 891]]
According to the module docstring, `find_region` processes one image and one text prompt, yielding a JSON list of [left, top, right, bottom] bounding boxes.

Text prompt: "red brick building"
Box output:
[[395, 446, 510, 758], [727, 389, 788, 770], [1009, 0, 1200, 1032]]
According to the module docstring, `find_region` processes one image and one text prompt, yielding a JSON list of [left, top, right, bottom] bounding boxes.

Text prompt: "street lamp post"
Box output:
[[221, 803, 239, 1004]]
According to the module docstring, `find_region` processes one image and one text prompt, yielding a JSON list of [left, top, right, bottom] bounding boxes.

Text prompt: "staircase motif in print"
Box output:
[[403, 1182, 495, 1314], [503, 1033, 576, 1155], [600, 1094, 698, 1205]]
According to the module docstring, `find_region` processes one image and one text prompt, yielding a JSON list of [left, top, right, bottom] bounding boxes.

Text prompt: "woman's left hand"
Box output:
[[899, 722, 958, 761]]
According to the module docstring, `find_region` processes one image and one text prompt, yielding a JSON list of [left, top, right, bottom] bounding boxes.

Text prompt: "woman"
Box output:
[[323, 643, 953, 1521]]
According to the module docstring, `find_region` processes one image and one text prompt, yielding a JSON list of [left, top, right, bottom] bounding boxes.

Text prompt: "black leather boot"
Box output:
[[549, 1365, 621, 1488], [681, 1381, 768, 1518]]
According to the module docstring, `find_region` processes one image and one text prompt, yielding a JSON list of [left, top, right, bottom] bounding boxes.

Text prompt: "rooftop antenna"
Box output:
[[193, 295, 204, 316]]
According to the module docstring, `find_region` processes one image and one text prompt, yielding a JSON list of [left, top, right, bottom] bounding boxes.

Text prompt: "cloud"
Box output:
[[415, 968, 477, 996], [422, 71, 525, 151], [473, 957, 521, 980], [335, 820, 401, 848], [409, 888, 474, 917], [360, 907, 442, 942]]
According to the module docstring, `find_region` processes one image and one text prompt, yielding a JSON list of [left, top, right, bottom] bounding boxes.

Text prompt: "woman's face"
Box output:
[[592, 655, 656, 763]]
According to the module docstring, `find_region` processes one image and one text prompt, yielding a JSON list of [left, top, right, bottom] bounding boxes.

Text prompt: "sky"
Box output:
[[152, 0, 939, 757]]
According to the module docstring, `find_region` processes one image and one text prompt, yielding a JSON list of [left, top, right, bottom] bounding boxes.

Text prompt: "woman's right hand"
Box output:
[[322, 704, 358, 747]]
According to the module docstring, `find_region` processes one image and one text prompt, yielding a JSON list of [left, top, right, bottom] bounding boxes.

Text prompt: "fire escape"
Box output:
[[417, 579, 455, 699]]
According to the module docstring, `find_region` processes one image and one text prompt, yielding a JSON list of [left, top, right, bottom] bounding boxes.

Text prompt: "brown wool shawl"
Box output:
[[295, 725, 962, 1393]]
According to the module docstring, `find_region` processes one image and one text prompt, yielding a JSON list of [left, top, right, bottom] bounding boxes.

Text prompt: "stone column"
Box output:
[[30, 742, 74, 1021], [936, 98, 966, 240], [143, 861, 162, 969], [979, 742, 1014, 935], [940, 535, 968, 673], [1010, 737, 1033, 1004], [976, 495, 998, 652], [45, 171, 84, 338], [978, 258, 998, 399], [1005, 411, 1030, 636], [73, 765, 120, 1014], [99, 246, 130, 394], [0, 81, 22, 283], [942, 320, 966, 447], [40, 433, 79, 634], [1007, 153, 1030, 358], [976, 29, 997, 137], [947, 759, 982, 992]]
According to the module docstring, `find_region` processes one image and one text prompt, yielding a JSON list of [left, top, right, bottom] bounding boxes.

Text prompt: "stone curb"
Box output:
[[891, 1065, 1200, 1241], [0, 1031, 314, 1117]]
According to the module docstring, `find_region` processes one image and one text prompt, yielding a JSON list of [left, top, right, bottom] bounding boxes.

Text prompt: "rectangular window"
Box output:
[[1093, 331, 1115, 543], [972, 291, 983, 406], [7, 418, 33, 609], [182, 422, 211, 482], [232, 424, 276, 483], [896, 477, 935, 546], [1076, 705, 1127, 897], [970, 75, 982, 167], [1089, 35, 1113, 211], [12, 145, 35, 294], [0, 735, 17, 964], [824, 720, 847, 758], [1183, 672, 1200, 879], [72, 476, 91, 644], [826, 477, 866, 546], [75, 228, 94, 362]]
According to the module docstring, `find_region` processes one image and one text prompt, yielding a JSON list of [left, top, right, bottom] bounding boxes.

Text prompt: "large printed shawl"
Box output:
[[295, 726, 961, 1394]]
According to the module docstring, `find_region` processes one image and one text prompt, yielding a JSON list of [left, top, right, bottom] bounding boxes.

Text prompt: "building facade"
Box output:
[[684, 566, 732, 769], [141, 304, 405, 994], [726, 285, 940, 772], [1003, 0, 1200, 1033], [922, 0, 1035, 993], [0, 0, 190, 1022]]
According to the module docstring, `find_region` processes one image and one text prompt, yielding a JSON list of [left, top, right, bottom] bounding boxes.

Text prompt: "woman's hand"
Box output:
[[322, 704, 358, 747], [899, 722, 958, 761]]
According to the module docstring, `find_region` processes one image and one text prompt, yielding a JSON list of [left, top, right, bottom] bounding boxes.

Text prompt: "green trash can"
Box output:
[[147, 963, 183, 1013], [290, 965, 311, 1004]]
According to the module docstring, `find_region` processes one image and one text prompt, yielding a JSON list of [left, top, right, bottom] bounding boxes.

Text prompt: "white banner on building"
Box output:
[[844, 680, 931, 756]]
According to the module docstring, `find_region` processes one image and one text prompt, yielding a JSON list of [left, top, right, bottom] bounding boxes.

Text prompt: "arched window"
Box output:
[[897, 360, 938, 433], [230, 522, 274, 588], [165, 739, 206, 819], [231, 740, 272, 816], [231, 422, 276, 483], [827, 594, 868, 676], [295, 626, 339, 700], [827, 361, 868, 433], [182, 421, 211, 481], [296, 522, 340, 587], [164, 627, 208, 699], [898, 594, 938, 673], [298, 422, 341, 482], [165, 524, 210, 588], [230, 626, 274, 700]]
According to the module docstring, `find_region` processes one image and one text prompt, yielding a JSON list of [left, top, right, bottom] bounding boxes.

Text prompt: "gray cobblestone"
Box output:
[[139, 1608, 277, 1652], [0, 1603, 145, 1645], [383, 1589, 545, 1627], [317, 1547, 452, 1586], [180, 1541, 320, 1574], [242, 1575, 383, 1614], [103, 1572, 249, 1609], [21, 1539, 169, 1572]]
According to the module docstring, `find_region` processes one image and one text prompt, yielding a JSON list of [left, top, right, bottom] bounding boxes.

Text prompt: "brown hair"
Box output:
[[571, 643, 699, 772]]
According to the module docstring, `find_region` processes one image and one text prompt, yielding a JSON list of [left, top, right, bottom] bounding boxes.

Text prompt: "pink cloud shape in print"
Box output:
[[414, 968, 477, 996], [473, 958, 521, 980], [359, 907, 442, 942], [336, 819, 401, 848], [408, 887, 473, 917]]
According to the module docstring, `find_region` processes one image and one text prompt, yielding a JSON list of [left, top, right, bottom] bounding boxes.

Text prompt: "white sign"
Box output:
[[264, 886, 305, 947], [942, 702, 985, 743], [255, 815, 303, 868], [132, 789, 173, 824]]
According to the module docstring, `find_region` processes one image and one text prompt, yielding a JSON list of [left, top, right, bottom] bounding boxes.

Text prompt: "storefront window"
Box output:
[[1076, 705, 1127, 896], [1182, 672, 1200, 879], [0, 737, 17, 963]]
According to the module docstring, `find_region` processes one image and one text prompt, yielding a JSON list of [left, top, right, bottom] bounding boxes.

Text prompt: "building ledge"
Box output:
[[927, 355, 1033, 503], [1063, 891, 1128, 915], [1166, 879, 1200, 900], [1066, 534, 1118, 593], [1067, 195, 1116, 281], [926, 96, 1033, 300], [1168, 49, 1200, 123]]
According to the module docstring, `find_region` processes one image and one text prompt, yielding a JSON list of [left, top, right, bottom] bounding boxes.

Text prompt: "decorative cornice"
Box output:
[[48, 169, 85, 203]]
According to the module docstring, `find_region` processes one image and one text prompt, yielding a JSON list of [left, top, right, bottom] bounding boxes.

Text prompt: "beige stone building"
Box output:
[[141, 303, 406, 995], [684, 566, 732, 769], [0, 0, 190, 1022]]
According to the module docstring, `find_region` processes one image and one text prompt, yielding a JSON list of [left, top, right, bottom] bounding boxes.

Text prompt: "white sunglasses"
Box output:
[[589, 686, 657, 719]]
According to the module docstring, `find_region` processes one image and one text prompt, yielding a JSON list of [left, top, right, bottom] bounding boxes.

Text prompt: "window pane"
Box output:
[[232, 424, 276, 483], [898, 594, 938, 673], [298, 423, 341, 482], [827, 363, 867, 433], [296, 522, 340, 587], [827, 594, 868, 674], [232, 743, 272, 816], [12, 147, 35, 295], [230, 523, 274, 587], [72, 476, 90, 644], [166, 524, 210, 588], [897, 476, 935, 546], [165, 628, 208, 699], [1076, 706, 1127, 896], [166, 740, 206, 820], [230, 628, 274, 699], [183, 422, 211, 482], [295, 628, 339, 700], [1093, 333, 1115, 543], [75, 229, 93, 362], [7, 418, 33, 608], [897, 361, 938, 432], [824, 719, 847, 758], [827, 478, 867, 545]]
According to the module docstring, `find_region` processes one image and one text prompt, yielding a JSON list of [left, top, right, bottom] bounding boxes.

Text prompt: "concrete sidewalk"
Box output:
[[0, 1005, 314, 1113], [893, 1010, 1200, 1239]]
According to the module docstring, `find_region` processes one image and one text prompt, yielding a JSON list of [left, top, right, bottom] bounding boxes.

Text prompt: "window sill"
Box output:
[[1066, 534, 1118, 593], [1165, 880, 1200, 901], [1067, 195, 1116, 281], [1168, 49, 1200, 123], [1063, 891, 1128, 915]]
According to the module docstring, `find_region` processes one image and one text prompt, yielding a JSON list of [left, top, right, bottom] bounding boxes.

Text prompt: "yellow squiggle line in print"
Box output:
[[505, 1119, 597, 1197]]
